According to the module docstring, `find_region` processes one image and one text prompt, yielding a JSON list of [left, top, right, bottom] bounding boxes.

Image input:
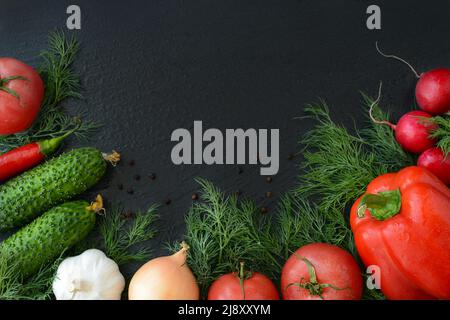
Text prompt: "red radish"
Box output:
[[281, 243, 363, 300], [417, 147, 450, 185], [393, 111, 438, 154], [0, 131, 73, 181], [369, 83, 438, 154], [376, 42, 450, 115], [416, 69, 450, 115], [208, 262, 279, 300]]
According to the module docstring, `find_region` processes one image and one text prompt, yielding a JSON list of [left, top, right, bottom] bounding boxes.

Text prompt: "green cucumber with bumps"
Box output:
[[0, 147, 119, 231], [0, 197, 103, 278]]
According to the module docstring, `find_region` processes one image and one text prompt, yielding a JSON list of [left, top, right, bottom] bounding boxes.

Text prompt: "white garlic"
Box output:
[[53, 249, 125, 300]]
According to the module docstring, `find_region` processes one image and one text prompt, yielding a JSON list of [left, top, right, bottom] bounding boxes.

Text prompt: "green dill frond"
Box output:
[[99, 205, 158, 266], [294, 98, 414, 214], [276, 193, 354, 259], [430, 115, 450, 156], [360, 94, 416, 168], [15, 255, 64, 300], [0, 31, 99, 153], [295, 102, 377, 213], [39, 30, 81, 108], [0, 251, 63, 300], [183, 178, 282, 297], [0, 254, 22, 300]]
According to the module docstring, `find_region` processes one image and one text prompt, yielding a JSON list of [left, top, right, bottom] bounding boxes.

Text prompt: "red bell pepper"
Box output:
[[350, 166, 450, 300]]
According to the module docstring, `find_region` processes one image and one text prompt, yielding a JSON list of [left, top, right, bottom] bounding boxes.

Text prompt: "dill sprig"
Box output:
[[99, 206, 158, 266], [294, 98, 414, 213], [0, 251, 64, 300], [0, 31, 99, 153], [295, 102, 378, 213], [276, 193, 354, 258], [430, 115, 450, 156], [40, 31, 81, 108], [360, 94, 415, 168], [183, 179, 282, 297]]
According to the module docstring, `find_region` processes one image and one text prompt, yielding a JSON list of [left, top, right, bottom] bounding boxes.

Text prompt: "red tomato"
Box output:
[[0, 58, 44, 135], [208, 264, 279, 300], [281, 243, 363, 300]]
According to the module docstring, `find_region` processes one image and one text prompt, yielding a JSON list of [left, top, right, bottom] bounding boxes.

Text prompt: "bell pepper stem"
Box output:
[[358, 189, 402, 221]]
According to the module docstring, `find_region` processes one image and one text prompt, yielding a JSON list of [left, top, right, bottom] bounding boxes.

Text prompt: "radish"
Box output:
[[417, 147, 450, 185], [369, 83, 438, 154], [376, 42, 450, 115], [416, 69, 450, 115]]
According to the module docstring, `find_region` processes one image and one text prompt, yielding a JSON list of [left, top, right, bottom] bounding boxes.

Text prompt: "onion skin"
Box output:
[[128, 243, 200, 300]]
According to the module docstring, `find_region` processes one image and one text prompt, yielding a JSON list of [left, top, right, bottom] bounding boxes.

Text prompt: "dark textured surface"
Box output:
[[1, 0, 449, 276]]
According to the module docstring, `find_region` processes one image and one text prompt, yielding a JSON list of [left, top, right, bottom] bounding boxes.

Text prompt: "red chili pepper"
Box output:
[[0, 132, 73, 181]]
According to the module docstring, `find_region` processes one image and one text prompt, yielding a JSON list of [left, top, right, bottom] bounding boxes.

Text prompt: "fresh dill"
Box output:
[[99, 205, 158, 266], [0, 251, 64, 300], [182, 178, 282, 297], [39, 31, 81, 109], [360, 94, 416, 169], [294, 98, 414, 214], [276, 193, 354, 258], [430, 115, 450, 156], [0, 31, 99, 153]]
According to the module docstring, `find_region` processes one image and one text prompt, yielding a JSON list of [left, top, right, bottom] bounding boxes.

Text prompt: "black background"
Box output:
[[1, 0, 449, 277]]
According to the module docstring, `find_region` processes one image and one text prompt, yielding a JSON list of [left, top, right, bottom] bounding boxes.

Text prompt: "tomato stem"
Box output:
[[285, 257, 348, 299], [239, 262, 246, 300], [0, 75, 27, 99]]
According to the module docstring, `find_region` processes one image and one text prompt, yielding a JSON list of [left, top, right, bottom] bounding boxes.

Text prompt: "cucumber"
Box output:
[[0, 198, 101, 278], [0, 147, 118, 230]]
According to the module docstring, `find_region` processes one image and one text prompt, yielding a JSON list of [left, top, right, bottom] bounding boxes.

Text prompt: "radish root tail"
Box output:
[[368, 81, 397, 130], [375, 42, 421, 79]]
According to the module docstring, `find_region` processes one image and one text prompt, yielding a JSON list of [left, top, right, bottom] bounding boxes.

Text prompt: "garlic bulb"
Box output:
[[53, 249, 125, 300]]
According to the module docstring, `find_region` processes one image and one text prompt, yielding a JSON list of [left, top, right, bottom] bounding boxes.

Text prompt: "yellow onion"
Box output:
[[128, 242, 200, 300]]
